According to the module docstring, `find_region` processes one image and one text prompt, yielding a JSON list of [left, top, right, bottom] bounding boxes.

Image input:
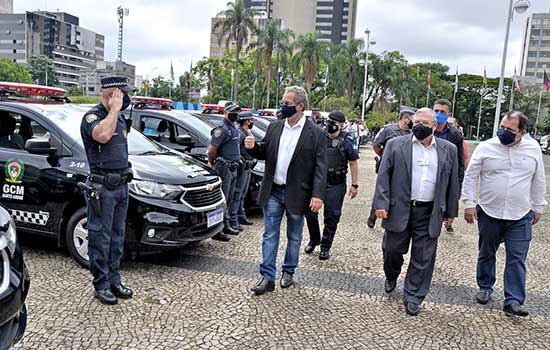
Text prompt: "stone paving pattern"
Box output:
[[15, 146, 550, 349]]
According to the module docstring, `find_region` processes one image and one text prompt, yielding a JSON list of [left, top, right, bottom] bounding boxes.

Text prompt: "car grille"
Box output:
[[0, 250, 9, 295], [180, 180, 224, 209]]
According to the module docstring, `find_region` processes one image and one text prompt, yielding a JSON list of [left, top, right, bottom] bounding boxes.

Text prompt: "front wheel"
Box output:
[[65, 208, 90, 268]]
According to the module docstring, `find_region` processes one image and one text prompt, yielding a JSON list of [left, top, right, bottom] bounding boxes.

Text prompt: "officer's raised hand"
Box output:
[[244, 129, 255, 149], [108, 89, 124, 112]]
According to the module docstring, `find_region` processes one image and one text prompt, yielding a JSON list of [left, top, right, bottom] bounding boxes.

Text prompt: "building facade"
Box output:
[[0, 0, 12, 14], [79, 60, 136, 96], [520, 12, 550, 83], [0, 11, 105, 87], [243, 0, 357, 44]]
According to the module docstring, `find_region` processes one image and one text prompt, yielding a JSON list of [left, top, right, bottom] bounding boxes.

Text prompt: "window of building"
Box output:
[[317, 14, 333, 19]]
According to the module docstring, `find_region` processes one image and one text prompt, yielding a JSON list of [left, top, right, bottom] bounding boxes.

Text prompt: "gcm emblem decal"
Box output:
[[5, 159, 24, 184]]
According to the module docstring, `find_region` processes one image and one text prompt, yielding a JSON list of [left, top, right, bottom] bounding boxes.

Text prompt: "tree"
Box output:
[[213, 0, 258, 101], [26, 55, 58, 86], [0, 59, 33, 83], [294, 33, 326, 99]]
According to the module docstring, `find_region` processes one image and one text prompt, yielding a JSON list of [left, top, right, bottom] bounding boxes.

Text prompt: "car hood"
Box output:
[[129, 152, 218, 185]]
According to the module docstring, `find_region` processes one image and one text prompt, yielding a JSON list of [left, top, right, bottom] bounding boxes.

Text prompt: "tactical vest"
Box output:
[[83, 106, 129, 172], [327, 133, 348, 185]]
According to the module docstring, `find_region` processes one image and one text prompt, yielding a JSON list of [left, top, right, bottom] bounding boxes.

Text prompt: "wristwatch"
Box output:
[[351, 184, 359, 189]]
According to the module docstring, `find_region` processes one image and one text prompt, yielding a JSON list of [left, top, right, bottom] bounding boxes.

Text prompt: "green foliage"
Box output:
[[26, 55, 58, 86], [69, 95, 101, 104], [0, 59, 33, 83]]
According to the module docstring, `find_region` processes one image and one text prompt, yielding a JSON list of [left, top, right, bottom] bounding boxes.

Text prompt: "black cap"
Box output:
[[100, 76, 136, 93], [312, 108, 320, 112], [238, 111, 253, 121], [328, 111, 345, 123], [224, 101, 242, 112], [399, 106, 417, 118]]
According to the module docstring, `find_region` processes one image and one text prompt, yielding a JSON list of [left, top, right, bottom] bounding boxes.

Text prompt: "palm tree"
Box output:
[[344, 39, 364, 107], [294, 33, 325, 97], [214, 0, 258, 101], [252, 19, 294, 108]]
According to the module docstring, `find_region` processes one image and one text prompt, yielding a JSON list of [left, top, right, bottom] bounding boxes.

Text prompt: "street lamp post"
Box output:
[[492, 0, 530, 137], [360, 29, 376, 124]]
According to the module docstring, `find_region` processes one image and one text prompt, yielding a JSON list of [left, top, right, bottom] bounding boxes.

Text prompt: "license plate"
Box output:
[[207, 208, 224, 228]]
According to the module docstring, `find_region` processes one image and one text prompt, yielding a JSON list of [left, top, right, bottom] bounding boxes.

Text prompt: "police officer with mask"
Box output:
[[304, 111, 359, 260], [208, 102, 242, 241], [80, 77, 135, 305], [228, 111, 256, 230]]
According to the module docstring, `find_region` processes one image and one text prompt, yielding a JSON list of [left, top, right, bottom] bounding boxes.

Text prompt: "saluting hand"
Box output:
[[244, 129, 255, 149], [108, 89, 124, 112]]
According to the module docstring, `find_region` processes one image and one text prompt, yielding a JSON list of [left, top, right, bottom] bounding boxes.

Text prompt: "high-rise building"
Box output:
[[0, 11, 105, 87], [520, 12, 550, 83], [209, 14, 268, 58], [0, 0, 12, 14], [243, 0, 357, 44]]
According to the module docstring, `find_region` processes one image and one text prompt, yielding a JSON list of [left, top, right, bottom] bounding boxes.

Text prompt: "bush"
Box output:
[[69, 96, 101, 104]]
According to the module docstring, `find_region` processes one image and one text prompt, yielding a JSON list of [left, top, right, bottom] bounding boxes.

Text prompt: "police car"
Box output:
[[0, 82, 225, 267], [0, 204, 29, 349], [127, 96, 213, 162]]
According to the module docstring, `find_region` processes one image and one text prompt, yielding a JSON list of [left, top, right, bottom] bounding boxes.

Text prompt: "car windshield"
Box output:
[[43, 106, 165, 155], [171, 111, 213, 139]]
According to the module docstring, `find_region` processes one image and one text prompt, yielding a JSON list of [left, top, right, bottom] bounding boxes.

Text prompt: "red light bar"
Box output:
[[0, 82, 66, 97], [132, 96, 173, 106], [201, 104, 224, 111]]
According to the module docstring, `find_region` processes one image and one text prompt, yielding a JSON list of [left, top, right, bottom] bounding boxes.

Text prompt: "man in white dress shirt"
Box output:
[[373, 108, 459, 316], [462, 111, 547, 317]]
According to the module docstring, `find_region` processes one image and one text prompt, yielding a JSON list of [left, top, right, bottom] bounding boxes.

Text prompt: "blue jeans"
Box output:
[[476, 206, 533, 306], [86, 183, 128, 291], [259, 186, 305, 281]]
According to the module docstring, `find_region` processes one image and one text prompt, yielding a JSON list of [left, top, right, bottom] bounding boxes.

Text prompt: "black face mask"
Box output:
[[407, 120, 413, 130], [121, 94, 131, 111], [227, 113, 239, 123], [412, 124, 433, 140], [326, 120, 340, 134], [248, 122, 254, 129]]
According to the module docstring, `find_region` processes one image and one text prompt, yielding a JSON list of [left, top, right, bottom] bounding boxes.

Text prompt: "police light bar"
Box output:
[[132, 96, 173, 107], [201, 104, 224, 111], [0, 82, 67, 97]]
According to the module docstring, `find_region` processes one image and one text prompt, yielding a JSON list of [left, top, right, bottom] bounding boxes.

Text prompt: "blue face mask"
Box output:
[[280, 105, 297, 119], [436, 112, 448, 126], [497, 128, 517, 146], [121, 94, 131, 111]]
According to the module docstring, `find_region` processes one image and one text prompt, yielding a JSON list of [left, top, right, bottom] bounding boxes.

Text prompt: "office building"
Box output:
[[0, 11, 105, 87], [520, 12, 550, 83], [79, 60, 136, 96]]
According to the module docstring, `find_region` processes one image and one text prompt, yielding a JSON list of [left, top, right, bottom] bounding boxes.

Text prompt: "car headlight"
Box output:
[[0, 218, 16, 257], [128, 180, 183, 200], [253, 161, 265, 173]]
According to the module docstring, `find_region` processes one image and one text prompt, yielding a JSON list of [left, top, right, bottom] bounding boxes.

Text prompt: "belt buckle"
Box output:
[[411, 200, 418, 207]]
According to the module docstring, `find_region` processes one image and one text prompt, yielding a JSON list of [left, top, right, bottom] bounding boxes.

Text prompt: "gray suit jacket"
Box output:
[[373, 134, 459, 238]]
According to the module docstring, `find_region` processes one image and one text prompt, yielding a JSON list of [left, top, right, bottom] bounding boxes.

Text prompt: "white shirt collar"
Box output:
[[412, 134, 437, 148], [284, 115, 306, 129]]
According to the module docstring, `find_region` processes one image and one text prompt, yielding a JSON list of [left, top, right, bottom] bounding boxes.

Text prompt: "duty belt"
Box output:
[[89, 172, 133, 188], [215, 157, 239, 171]]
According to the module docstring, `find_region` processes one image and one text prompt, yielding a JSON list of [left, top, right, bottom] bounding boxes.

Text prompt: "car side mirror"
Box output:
[[25, 138, 57, 155], [176, 135, 194, 147]]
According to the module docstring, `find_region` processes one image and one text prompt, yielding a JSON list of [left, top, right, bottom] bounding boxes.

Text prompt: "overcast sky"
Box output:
[[16, 0, 550, 80]]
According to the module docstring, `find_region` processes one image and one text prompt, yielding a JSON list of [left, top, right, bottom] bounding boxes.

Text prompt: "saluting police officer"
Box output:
[[228, 111, 256, 230], [208, 102, 242, 241], [80, 77, 135, 305], [304, 111, 359, 260]]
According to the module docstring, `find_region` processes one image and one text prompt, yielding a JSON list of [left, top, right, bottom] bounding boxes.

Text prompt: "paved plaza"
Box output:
[[15, 146, 550, 350]]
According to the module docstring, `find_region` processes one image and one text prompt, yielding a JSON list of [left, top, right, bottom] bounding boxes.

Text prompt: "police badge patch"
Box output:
[[86, 114, 98, 123], [212, 128, 222, 138]]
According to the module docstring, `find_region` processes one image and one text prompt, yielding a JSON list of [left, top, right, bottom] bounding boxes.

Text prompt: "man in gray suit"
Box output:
[[373, 107, 459, 316]]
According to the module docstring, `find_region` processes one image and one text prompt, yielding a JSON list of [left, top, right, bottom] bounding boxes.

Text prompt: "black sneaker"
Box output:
[[94, 289, 118, 305]]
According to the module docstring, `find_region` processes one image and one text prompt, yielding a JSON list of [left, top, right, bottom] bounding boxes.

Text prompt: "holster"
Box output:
[[78, 182, 103, 217], [375, 156, 381, 174]]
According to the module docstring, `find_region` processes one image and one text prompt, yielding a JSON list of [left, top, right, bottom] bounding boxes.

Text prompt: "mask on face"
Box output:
[[497, 128, 517, 146], [121, 94, 131, 111], [228, 113, 239, 123], [436, 112, 448, 126], [326, 120, 340, 134], [412, 124, 433, 140], [407, 120, 413, 130], [248, 122, 254, 130], [281, 105, 297, 119]]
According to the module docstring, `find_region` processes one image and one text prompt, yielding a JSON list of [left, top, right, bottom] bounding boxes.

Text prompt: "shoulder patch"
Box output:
[[212, 127, 223, 138], [86, 114, 98, 123]]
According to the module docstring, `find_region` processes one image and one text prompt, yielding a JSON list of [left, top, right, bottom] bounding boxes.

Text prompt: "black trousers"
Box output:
[[305, 182, 347, 250], [382, 205, 439, 304]]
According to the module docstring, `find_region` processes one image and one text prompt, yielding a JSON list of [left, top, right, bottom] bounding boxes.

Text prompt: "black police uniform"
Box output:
[[228, 115, 256, 227], [81, 102, 132, 293], [305, 130, 358, 251], [211, 118, 241, 229]]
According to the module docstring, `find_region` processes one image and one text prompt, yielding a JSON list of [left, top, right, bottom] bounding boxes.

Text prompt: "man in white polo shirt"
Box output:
[[462, 111, 547, 317]]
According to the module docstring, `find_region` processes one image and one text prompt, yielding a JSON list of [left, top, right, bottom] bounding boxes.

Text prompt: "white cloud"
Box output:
[[15, 0, 550, 79]]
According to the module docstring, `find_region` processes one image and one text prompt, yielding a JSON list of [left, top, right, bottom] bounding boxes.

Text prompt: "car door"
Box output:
[[0, 109, 68, 236], [137, 115, 183, 150]]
